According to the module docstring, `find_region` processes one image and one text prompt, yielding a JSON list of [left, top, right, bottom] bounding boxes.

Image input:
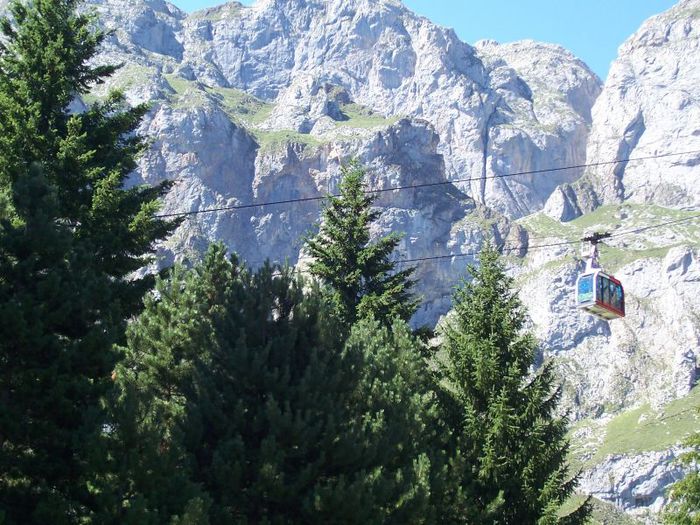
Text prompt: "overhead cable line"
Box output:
[[395, 239, 578, 267], [611, 213, 700, 237], [258, 214, 700, 273], [253, 212, 700, 272], [155, 149, 700, 219], [300, 213, 700, 270], [515, 210, 700, 243], [392, 213, 700, 268]]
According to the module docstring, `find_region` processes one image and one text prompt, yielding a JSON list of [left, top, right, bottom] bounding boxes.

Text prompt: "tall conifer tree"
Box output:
[[115, 245, 431, 524], [305, 160, 418, 327], [0, 0, 173, 310], [434, 243, 590, 524], [0, 0, 174, 520]]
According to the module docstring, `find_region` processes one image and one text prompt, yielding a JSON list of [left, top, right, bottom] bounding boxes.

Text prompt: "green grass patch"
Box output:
[[190, 2, 244, 22], [557, 494, 588, 521], [519, 203, 700, 270], [598, 245, 674, 271], [164, 75, 274, 125], [252, 130, 322, 155], [559, 495, 642, 524], [83, 64, 156, 103], [569, 203, 693, 230], [519, 212, 577, 240], [161, 75, 399, 154], [337, 103, 400, 129], [207, 85, 273, 125], [520, 204, 698, 239], [164, 73, 196, 96], [161, 74, 322, 156], [589, 387, 700, 465], [160, 75, 401, 155]]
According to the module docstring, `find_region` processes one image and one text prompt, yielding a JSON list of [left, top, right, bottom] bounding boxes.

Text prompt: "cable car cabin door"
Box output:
[[576, 270, 625, 320]]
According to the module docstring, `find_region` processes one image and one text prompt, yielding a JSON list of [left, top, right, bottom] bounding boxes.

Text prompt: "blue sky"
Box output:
[[171, 0, 678, 80]]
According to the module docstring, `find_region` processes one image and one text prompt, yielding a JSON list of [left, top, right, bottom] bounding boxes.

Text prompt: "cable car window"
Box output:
[[609, 283, 616, 309], [614, 283, 624, 312], [577, 275, 594, 303], [599, 275, 610, 305]]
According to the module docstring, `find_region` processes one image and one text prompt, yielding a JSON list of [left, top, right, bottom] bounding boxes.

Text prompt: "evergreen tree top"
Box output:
[[435, 242, 591, 524], [114, 244, 433, 523], [305, 159, 418, 328]]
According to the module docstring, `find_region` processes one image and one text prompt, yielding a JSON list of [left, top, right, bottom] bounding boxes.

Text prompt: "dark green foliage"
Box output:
[[0, 163, 119, 523], [305, 160, 418, 327], [0, 0, 174, 311], [0, 0, 174, 521], [663, 432, 700, 524], [433, 243, 590, 524], [115, 245, 432, 524]]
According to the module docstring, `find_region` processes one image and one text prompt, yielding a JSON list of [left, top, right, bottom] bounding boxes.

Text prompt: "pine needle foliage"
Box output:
[[0, 163, 119, 523], [434, 243, 590, 524], [0, 0, 175, 309], [663, 431, 700, 524], [115, 245, 432, 524], [0, 0, 175, 521], [305, 160, 418, 327]]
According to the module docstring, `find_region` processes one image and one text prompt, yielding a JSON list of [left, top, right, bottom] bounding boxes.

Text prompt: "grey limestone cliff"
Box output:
[[89, 0, 700, 519], [545, 0, 700, 221], [72, 0, 602, 325], [515, 3, 700, 521]]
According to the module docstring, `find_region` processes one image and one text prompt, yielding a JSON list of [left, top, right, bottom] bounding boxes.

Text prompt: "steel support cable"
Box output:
[[247, 213, 700, 270], [155, 149, 700, 219], [391, 213, 700, 268], [610, 213, 700, 238], [246, 212, 700, 270]]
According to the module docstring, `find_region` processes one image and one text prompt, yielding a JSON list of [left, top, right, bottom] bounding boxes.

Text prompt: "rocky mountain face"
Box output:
[[518, 209, 700, 522], [78, 0, 602, 324], [4, 0, 698, 520], [544, 0, 700, 222]]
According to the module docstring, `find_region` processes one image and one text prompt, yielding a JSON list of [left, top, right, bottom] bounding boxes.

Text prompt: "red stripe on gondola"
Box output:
[[595, 300, 625, 316]]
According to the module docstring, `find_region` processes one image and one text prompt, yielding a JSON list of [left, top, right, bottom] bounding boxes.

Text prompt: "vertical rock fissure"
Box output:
[[613, 111, 646, 201], [478, 97, 499, 206]]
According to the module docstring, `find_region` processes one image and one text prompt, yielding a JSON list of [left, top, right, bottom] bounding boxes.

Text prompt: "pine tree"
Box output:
[[0, 0, 175, 520], [0, 0, 174, 311], [305, 160, 418, 327], [0, 163, 116, 522], [115, 244, 432, 524], [434, 243, 590, 524], [663, 431, 700, 524], [101, 262, 212, 524]]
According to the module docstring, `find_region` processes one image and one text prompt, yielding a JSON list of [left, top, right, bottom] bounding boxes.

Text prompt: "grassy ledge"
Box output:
[[568, 386, 700, 473], [591, 386, 700, 463], [559, 495, 642, 524], [336, 102, 401, 129], [519, 203, 700, 270], [161, 74, 405, 155]]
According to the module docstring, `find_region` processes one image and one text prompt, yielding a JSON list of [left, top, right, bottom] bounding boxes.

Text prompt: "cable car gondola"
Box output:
[[575, 233, 625, 320]]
